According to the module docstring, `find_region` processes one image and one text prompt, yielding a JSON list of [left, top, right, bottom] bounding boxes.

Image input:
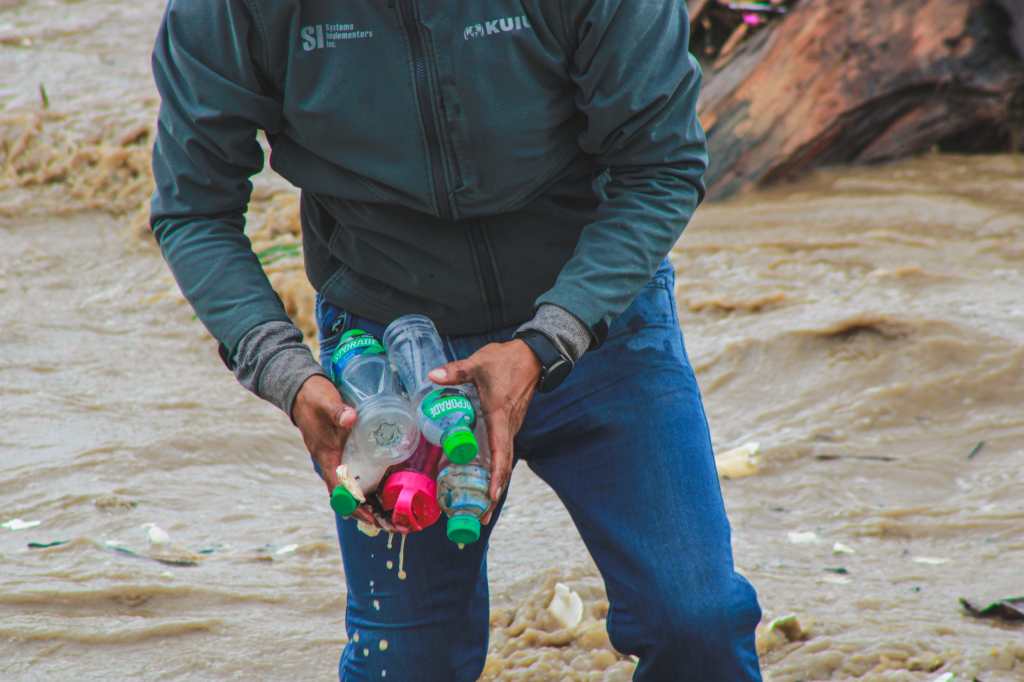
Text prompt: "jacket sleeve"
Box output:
[[536, 0, 708, 344], [150, 0, 293, 357]]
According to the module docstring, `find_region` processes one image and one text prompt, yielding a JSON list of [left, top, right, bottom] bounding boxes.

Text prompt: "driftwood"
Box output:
[[691, 0, 1024, 197]]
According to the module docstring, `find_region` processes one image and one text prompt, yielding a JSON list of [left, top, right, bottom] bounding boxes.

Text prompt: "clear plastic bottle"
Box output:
[[382, 315, 480, 464], [436, 399, 492, 545], [328, 330, 419, 516]]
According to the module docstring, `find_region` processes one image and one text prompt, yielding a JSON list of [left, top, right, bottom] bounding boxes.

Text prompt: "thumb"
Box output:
[[428, 359, 474, 385], [335, 405, 357, 430]]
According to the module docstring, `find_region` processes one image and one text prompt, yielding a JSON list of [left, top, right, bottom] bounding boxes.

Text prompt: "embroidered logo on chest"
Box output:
[[301, 23, 374, 51], [463, 15, 532, 41]]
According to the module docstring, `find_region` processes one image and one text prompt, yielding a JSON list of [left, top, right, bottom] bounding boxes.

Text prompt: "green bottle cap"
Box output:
[[330, 486, 359, 517], [447, 515, 481, 544], [442, 426, 478, 464]]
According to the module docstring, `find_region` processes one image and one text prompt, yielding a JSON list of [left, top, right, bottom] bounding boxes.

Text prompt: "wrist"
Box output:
[[513, 329, 573, 393], [291, 374, 334, 425], [263, 349, 328, 422], [233, 321, 328, 418], [510, 338, 542, 384]]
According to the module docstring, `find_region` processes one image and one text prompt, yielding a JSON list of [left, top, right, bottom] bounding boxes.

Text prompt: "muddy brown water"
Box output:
[[2, 2, 1023, 680]]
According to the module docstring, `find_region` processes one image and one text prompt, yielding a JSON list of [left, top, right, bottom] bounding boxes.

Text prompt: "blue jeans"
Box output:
[[315, 261, 762, 681]]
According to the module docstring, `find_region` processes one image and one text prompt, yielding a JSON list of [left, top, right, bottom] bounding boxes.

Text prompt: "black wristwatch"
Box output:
[[514, 329, 573, 393]]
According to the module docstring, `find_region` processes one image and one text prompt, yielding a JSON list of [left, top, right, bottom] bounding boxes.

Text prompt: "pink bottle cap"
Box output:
[[380, 471, 441, 533]]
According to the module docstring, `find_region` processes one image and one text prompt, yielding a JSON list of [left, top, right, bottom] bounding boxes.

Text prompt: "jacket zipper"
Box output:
[[396, 0, 454, 220], [468, 223, 504, 329]]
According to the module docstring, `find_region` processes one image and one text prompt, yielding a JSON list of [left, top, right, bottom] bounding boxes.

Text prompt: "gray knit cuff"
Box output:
[[233, 321, 328, 419], [516, 304, 592, 363]]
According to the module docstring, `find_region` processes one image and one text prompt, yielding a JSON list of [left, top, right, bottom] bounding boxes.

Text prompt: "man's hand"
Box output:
[[292, 375, 387, 529], [429, 340, 540, 524]]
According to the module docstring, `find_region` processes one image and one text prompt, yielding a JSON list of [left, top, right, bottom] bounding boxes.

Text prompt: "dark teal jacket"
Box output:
[[150, 0, 707, 355]]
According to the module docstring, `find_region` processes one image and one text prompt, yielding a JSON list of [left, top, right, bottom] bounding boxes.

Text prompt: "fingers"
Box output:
[[484, 412, 513, 504], [481, 501, 497, 526], [322, 405, 357, 486], [428, 358, 474, 385], [320, 451, 342, 492], [351, 507, 379, 528]]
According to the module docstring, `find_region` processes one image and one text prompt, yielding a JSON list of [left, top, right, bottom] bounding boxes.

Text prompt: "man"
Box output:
[[150, 1, 762, 679]]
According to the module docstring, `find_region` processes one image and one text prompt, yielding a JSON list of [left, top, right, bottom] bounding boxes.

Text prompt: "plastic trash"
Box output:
[[144, 523, 170, 545], [767, 614, 805, 640], [383, 315, 479, 464], [715, 442, 761, 479], [2, 518, 41, 531], [959, 596, 1024, 622], [832, 542, 856, 555], [548, 583, 584, 629], [328, 330, 420, 516], [787, 531, 820, 545]]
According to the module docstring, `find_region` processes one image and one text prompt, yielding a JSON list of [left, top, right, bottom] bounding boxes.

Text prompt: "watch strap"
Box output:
[[514, 329, 573, 393]]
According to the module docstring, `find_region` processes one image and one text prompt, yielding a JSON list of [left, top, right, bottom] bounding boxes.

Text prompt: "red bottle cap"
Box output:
[[380, 471, 441, 532]]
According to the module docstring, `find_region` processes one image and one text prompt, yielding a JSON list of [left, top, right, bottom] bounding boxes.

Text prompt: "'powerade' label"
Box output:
[[422, 388, 475, 426], [330, 330, 384, 380]]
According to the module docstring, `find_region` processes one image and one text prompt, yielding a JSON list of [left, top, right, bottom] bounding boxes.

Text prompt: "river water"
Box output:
[[1, 2, 1022, 680]]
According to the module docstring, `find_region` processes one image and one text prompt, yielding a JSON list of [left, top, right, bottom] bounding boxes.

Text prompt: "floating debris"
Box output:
[[822, 574, 851, 585], [756, 613, 807, 655], [548, 583, 584, 629], [930, 673, 955, 682], [767, 614, 805, 640], [912, 557, 949, 566], [787, 531, 820, 545], [966, 441, 986, 460], [104, 539, 199, 567], [27, 539, 69, 549], [832, 542, 856, 555], [143, 523, 170, 545], [275, 544, 299, 556], [959, 595, 1024, 622], [815, 454, 895, 463], [2, 518, 41, 531], [105, 539, 140, 557], [715, 442, 761, 479], [823, 567, 849, 575]]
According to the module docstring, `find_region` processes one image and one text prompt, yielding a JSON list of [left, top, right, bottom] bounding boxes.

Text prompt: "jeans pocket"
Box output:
[[315, 293, 352, 369]]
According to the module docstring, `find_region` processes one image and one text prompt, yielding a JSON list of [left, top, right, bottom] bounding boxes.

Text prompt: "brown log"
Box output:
[[692, 0, 1024, 198]]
